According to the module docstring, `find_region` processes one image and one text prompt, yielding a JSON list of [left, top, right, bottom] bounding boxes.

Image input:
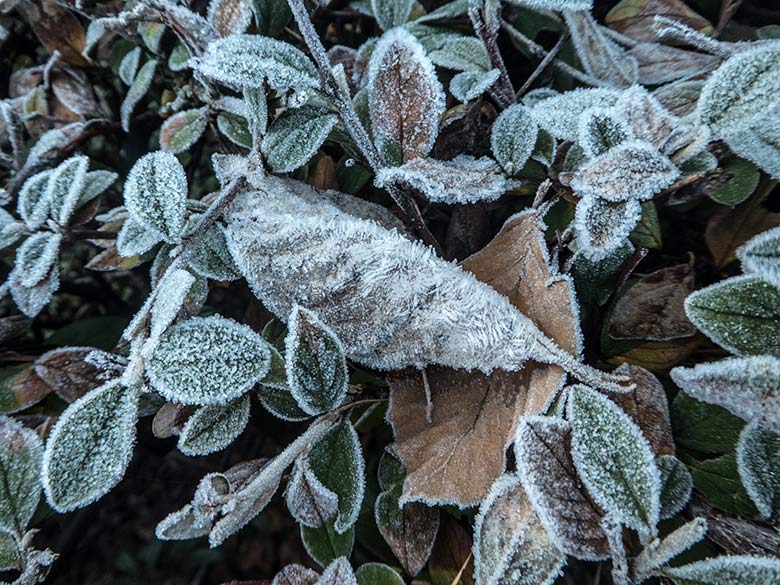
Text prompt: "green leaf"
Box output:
[[671, 393, 745, 455], [301, 521, 355, 568], [14, 232, 62, 289], [118, 46, 141, 85], [17, 170, 53, 230], [708, 157, 760, 206], [42, 381, 139, 512], [217, 112, 253, 149], [355, 563, 404, 585], [449, 69, 500, 103], [251, 0, 292, 37], [630, 201, 663, 249], [121, 58, 157, 132], [188, 223, 241, 281], [262, 106, 339, 173], [371, 0, 414, 30], [0, 416, 43, 534], [0, 531, 18, 571], [736, 423, 780, 521], [308, 420, 365, 534], [568, 385, 661, 535], [159, 108, 209, 154], [665, 555, 780, 585], [738, 227, 780, 287], [177, 394, 251, 456], [684, 275, 780, 356], [0, 208, 22, 249], [428, 37, 491, 72], [490, 104, 538, 176], [657, 454, 693, 520], [687, 452, 758, 517]]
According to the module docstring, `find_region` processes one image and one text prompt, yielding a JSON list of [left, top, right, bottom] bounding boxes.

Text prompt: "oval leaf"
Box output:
[[262, 105, 338, 173], [0, 416, 43, 534]]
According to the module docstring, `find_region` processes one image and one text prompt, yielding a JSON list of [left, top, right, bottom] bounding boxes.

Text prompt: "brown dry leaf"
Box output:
[[0, 365, 52, 414], [51, 67, 103, 118], [207, 0, 253, 37], [690, 499, 780, 557], [85, 243, 145, 272], [376, 495, 439, 576], [17, 0, 89, 66], [152, 402, 194, 438], [34, 347, 104, 403], [608, 336, 702, 371], [308, 155, 338, 191], [605, 0, 713, 43], [428, 517, 475, 585], [608, 364, 674, 455], [609, 261, 696, 341], [706, 201, 780, 268], [0, 315, 32, 345], [629, 43, 720, 86], [388, 211, 579, 506]]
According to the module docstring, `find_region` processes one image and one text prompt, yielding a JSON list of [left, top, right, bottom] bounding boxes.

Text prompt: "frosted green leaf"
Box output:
[[285, 456, 338, 528], [46, 155, 89, 225], [116, 217, 162, 258], [568, 385, 661, 535], [42, 381, 139, 512], [671, 355, 780, 432], [198, 34, 319, 91], [259, 386, 310, 421], [0, 208, 23, 249], [683, 275, 780, 356], [273, 564, 319, 585], [371, 0, 413, 30], [147, 315, 271, 405], [355, 563, 404, 585], [491, 104, 539, 176], [318, 557, 357, 585], [262, 106, 338, 173], [0, 416, 43, 534], [189, 223, 241, 281], [696, 43, 780, 137], [160, 108, 209, 154], [124, 151, 187, 243], [724, 113, 780, 179], [217, 112, 253, 149], [570, 139, 679, 202], [428, 36, 491, 71], [738, 228, 780, 286], [578, 108, 631, 158], [252, 0, 292, 36], [574, 196, 642, 261], [155, 504, 210, 541], [736, 423, 780, 521], [301, 522, 355, 568], [530, 88, 621, 141], [307, 420, 365, 534], [139, 22, 165, 53], [121, 59, 157, 132], [707, 157, 760, 206], [8, 266, 59, 318], [17, 170, 53, 230], [145, 268, 198, 354], [415, 0, 470, 23], [178, 394, 251, 456], [0, 531, 18, 571], [450, 69, 500, 103], [168, 44, 191, 72], [633, 518, 707, 582], [473, 474, 564, 585], [118, 47, 141, 86], [505, 0, 592, 10], [14, 232, 61, 289], [79, 170, 118, 208], [657, 454, 693, 520], [374, 155, 512, 204], [531, 129, 557, 168], [664, 555, 780, 585], [286, 306, 348, 416]]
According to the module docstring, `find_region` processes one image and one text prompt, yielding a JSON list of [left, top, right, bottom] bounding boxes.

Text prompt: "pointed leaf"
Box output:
[[301, 522, 355, 568], [17, 170, 53, 230], [738, 227, 780, 286], [664, 555, 780, 585], [736, 423, 780, 521], [0, 416, 43, 534], [530, 87, 620, 141], [178, 394, 251, 456], [14, 232, 61, 289], [286, 456, 338, 528], [160, 107, 210, 154], [371, 0, 414, 30], [574, 196, 642, 261], [121, 59, 157, 132], [262, 106, 338, 173], [491, 104, 538, 176], [657, 454, 693, 520]]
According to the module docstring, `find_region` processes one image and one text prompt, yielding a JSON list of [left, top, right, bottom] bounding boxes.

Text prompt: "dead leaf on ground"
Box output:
[[17, 0, 90, 66], [388, 211, 580, 507], [605, 0, 713, 43], [608, 336, 702, 371], [706, 200, 780, 268], [308, 155, 338, 191]]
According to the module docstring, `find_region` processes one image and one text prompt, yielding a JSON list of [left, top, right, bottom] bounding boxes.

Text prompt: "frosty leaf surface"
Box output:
[[530, 88, 620, 141], [615, 86, 679, 152], [46, 155, 89, 225], [14, 232, 62, 289], [318, 557, 357, 585], [273, 564, 319, 585], [147, 315, 271, 405], [428, 37, 491, 72], [684, 275, 780, 356], [577, 108, 631, 158], [217, 112, 252, 149], [736, 423, 780, 521], [450, 69, 500, 103], [473, 474, 564, 585], [198, 34, 319, 91], [188, 223, 241, 281], [0, 531, 18, 571], [120, 59, 157, 132], [207, 0, 253, 36], [17, 170, 53, 230], [145, 269, 198, 350], [568, 385, 661, 534], [374, 155, 512, 204], [261, 105, 339, 173], [368, 28, 444, 163], [178, 394, 251, 456], [491, 104, 538, 176], [657, 454, 693, 520], [574, 196, 642, 261], [0, 209, 23, 250], [124, 151, 188, 243], [118, 46, 141, 86], [696, 43, 780, 137], [570, 139, 679, 202], [664, 555, 780, 585], [300, 522, 355, 568], [116, 217, 162, 258], [79, 170, 118, 208], [514, 416, 609, 560], [160, 107, 209, 154], [738, 227, 780, 286], [724, 114, 780, 179], [505, 0, 592, 10], [42, 381, 139, 512], [285, 456, 338, 528], [354, 563, 404, 585], [9, 265, 59, 318], [34, 346, 105, 403], [370, 0, 413, 30], [0, 416, 43, 534]]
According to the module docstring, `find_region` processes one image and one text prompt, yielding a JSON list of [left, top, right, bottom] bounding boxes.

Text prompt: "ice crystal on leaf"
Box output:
[[736, 423, 780, 521], [285, 456, 339, 528], [615, 86, 680, 153], [0, 208, 23, 249], [118, 47, 141, 86], [225, 177, 628, 392], [577, 108, 631, 159], [261, 105, 339, 173], [573, 196, 642, 261], [8, 265, 59, 318], [491, 104, 538, 176], [46, 155, 89, 226], [121, 59, 157, 132], [207, 0, 253, 36], [427, 37, 491, 72], [374, 155, 513, 204], [504, 0, 593, 12], [664, 555, 780, 585], [450, 69, 500, 103], [272, 564, 319, 585], [124, 151, 188, 243], [147, 315, 271, 406], [657, 454, 693, 520], [188, 223, 241, 281], [370, 0, 414, 30], [318, 557, 357, 585], [738, 228, 780, 286], [144, 268, 198, 355], [0, 416, 43, 535], [159, 108, 209, 154], [197, 34, 319, 91], [17, 169, 53, 230], [724, 112, 780, 179], [567, 385, 661, 536], [178, 394, 251, 456], [42, 381, 139, 512], [13, 232, 61, 289], [529, 88, 620, 141], [116, 217, 162, 258]]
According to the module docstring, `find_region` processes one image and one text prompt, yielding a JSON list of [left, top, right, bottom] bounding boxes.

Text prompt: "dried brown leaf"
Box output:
[[308, 155, 338, 191], [706, 201, 780, 269], [85, 243, 145, 272], [605, 0, 713, 43], [152, 402, 194, 439], [207, 0, 253, 37], [376, 494, 439, 575], [17, 0, 89, 66], [51, 68, 103, 118], [629, 43, 719, 86], [34, 347, 104, 403], [0, 365, 52, 414], [689, 499, 780, 557], [608, 336, 702, 372], [428, 517, 475, 585], [0, 316, 32, 345]]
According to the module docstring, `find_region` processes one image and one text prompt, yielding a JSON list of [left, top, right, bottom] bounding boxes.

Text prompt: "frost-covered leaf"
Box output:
[[354, 563, 404, 585], [143, 268, 199, 354], [46, 155, 89, 226], [724, 114, 780, 179], [217, 111, 253, 149], [428, 37, 491, 72], [505, 0, 592, 10], [34, 346, 103, 403], [450, 69, 500, 103], [568, 385, 661, 535], [706, 200, 780, 269], [8, 265, 59, 318], [189, 223, 241, 281], [615, 86, 681, 152], [371, 0, 413, 30], [574, 196, 642, 261], [42, 381, 138, 512], [169, 43, 192, 71], [198, 34, 319, 91], [0, 531, 18, 571], [368, 28, 444, 163], [491, 104, 538, 176], [374, 155, 511, 204], [530, 88, 620, 141], [262, 106, 338, 173], [657, 454, 693, 520], [604, 0, 712, 43], [178, 394, 251, 456], [285, 456, 338, 528], [514, 416, 609, 560], [118, 47, 141, 86], [79, 170, 118, 208], [14, 232, 62, 289], [160, 108, 209, 154], [147, 315, 271, 405], [664, 555, 780, 585], [697, 43, 780, 137], [684, 275, 780, 356], [0, 364, 51, 414], [124, 151, 187, 243], [318, 557, 357, 585], [208, 0, 253, 36], [473, 474, 564, 585], [738, 228, 780, 286], [301, 522, 355, 568], [673, 356, 780, 432], [116, 217, 162, 258], [273, 564, 319, 585], [629, 42, 719, 86], [570, 139, 679, 202], [307, 420, 365, 534], [736, 423, 780, 521], [577, 108, 631, 158], [17, 170, 53, 230], [0, 209, 23, 250], [121, 59, 157, 132], [0, 416, 43, 534]]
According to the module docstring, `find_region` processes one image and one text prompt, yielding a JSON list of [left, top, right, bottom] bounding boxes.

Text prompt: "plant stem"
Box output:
[[469, 4, 516, 108]]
